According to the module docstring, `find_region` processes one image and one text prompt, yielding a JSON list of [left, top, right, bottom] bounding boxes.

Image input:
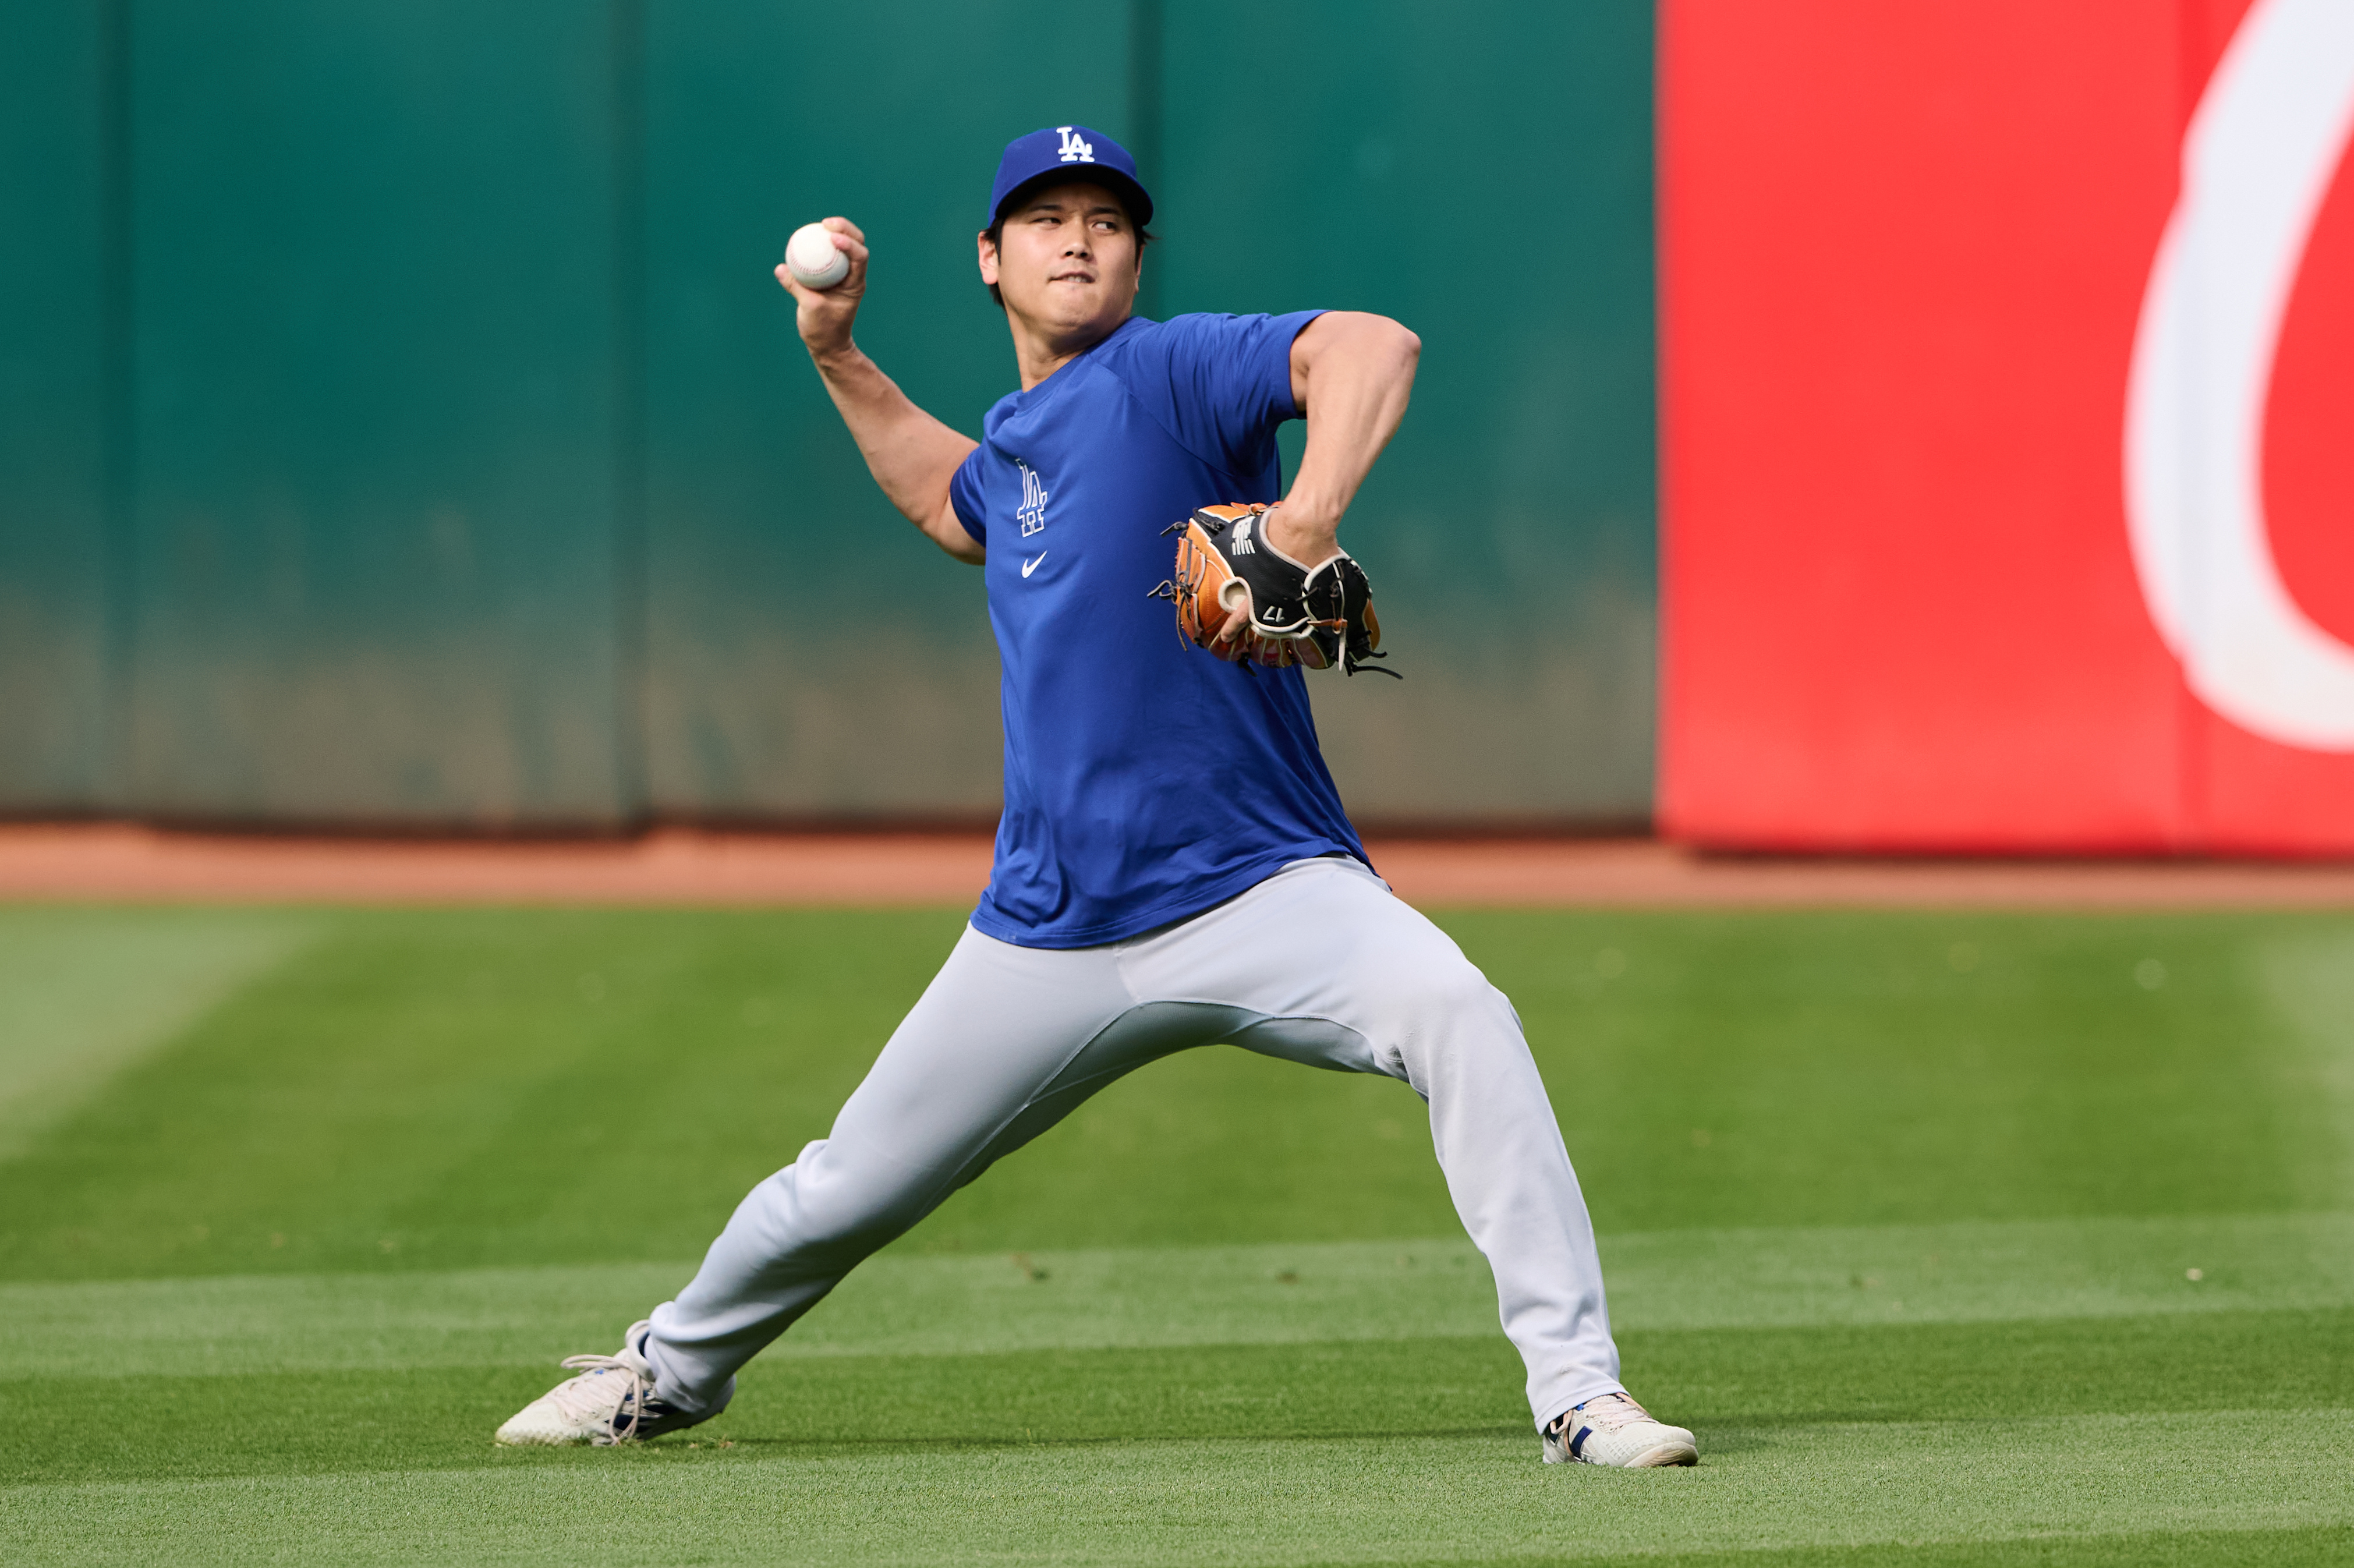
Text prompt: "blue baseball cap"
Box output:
[[985, 125, 1153, 230]]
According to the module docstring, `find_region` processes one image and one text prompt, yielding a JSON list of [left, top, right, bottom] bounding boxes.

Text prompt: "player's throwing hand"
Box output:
[[774, 217, 869, 357]]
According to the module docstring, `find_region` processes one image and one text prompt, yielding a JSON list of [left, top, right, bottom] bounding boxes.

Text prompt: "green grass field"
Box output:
[[3, 902, 2351, 1565]]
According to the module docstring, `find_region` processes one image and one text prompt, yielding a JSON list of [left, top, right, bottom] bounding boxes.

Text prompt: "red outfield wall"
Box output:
[[1658, 0, 2354, 854]]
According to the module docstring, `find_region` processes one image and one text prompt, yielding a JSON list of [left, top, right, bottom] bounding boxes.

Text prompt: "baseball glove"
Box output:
[[1148, 504, 1397, 677]]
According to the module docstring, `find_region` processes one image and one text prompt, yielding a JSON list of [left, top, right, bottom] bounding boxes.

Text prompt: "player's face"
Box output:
[[982, 182, 1141, 344]]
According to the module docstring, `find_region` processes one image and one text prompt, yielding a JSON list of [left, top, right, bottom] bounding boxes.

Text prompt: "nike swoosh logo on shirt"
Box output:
[[1022, 553, 1047, 578]]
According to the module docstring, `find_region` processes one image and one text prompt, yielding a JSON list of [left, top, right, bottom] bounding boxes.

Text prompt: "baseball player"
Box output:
[[497, 126, 1696, 1469]]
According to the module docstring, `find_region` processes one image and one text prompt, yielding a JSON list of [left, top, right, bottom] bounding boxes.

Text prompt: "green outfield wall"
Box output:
[[0, 0, 1655, 828]]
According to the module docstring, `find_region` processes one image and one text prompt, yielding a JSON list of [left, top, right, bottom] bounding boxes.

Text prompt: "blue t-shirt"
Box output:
[[948, 310, 1368, 948]]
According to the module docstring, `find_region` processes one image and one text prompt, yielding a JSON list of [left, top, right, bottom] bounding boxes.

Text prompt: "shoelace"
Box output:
[[1579, 1393, 1653, 1429], [1552, 1392, 1652, 1442], [547, 1353, 652, 1442]]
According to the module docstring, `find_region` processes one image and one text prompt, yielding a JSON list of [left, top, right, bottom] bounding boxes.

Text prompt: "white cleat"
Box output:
[[1543, 1392, 1700, 1468], [494, 1319, 716, 1446]]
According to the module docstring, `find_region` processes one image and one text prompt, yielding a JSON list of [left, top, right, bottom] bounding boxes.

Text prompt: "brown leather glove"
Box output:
[[1149, 503, 1396, 677]]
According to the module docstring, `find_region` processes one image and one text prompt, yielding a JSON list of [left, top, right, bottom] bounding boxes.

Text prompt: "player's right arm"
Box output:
[[778, 218, 983, 565]]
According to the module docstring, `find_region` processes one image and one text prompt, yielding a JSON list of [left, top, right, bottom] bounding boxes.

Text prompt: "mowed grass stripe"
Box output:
[[19, 1213, 2351, 1379], [13, 1412, 2352, 1567], [12, 908, 2351, 1284], [0, 908, 316, 1160], [1431, 1528, 2354, 1568], [12, 1308, 2349, 1486]]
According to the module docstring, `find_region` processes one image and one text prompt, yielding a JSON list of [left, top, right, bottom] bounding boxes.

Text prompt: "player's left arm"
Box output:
[[1269, 311, 1421, 568]]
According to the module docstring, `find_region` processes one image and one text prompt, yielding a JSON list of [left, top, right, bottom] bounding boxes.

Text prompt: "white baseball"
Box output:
[[785, 222, 850, 289]]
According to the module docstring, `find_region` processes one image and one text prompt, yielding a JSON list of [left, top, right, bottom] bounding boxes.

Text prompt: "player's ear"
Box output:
[[977, 230, 1000, 287]]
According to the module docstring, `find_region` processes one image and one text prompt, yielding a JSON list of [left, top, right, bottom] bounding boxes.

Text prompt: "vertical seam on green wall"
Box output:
[[613, 0, 650, 825], [98, 0, 136, 809], [1129, 0, 1163, 321]]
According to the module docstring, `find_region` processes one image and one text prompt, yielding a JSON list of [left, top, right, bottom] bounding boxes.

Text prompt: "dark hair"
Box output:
[[983, 179, 1153, 309]]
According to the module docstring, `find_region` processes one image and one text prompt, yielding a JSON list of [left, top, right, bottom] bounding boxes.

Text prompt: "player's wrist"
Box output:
[[806, 339, 866, 377], [1268, 501, 1341, 565]]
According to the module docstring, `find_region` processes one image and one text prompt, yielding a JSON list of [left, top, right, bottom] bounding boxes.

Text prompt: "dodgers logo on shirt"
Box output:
[[1017, 459, 1050, 537], [1056, 127, 1095, 164]]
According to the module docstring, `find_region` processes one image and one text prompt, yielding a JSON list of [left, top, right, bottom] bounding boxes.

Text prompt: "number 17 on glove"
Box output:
[[1146, 504, 1398, 677]]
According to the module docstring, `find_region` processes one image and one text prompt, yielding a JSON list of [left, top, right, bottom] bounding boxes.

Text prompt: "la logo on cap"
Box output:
[[1056, 126, 1095, 164]]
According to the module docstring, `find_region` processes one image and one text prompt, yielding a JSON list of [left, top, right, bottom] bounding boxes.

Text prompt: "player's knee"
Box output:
[[755, 1142, 926, 1260]]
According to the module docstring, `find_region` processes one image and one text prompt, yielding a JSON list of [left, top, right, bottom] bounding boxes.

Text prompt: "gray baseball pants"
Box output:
[[642, 856, 1624, 1429]]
